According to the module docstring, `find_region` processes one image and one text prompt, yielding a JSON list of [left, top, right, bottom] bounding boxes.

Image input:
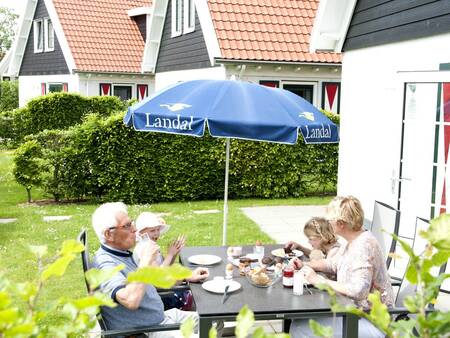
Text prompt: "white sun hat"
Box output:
[[135, 212, 170, 234]]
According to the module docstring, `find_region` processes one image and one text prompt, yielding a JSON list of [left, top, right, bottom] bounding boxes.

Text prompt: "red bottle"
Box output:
[[283, 267, 294, 288]]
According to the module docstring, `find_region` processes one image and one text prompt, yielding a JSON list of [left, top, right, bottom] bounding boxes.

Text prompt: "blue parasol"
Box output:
[[124, 79, 339, 244]]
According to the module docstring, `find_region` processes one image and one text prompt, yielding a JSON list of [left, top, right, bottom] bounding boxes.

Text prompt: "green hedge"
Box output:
[[0, 80, 19, 111], [0, 93, 127, 146], [22, 111, 339, 203]]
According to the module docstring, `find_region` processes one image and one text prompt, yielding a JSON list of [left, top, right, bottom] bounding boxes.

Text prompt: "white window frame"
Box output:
[[47, 83, 64, 93], [44, 18, 54, 52], [33, 19, 44, 53], [183, 0, 195, 34], [281, 81, 318, 107], [171, 0, 182, 37], [112, 84, 133, 101]]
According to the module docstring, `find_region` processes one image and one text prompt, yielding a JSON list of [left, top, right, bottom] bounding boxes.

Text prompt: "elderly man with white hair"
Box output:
[[91, 202, 214, 337]]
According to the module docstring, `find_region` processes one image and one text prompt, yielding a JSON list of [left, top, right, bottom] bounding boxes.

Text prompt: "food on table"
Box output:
[[261, 256, 273, 265], [284, 246, 292, 254], [248, 267, 271, 286], [310, 249, 325, 261], [225, 263, 234, 279], [274, 257, 283, 264], [274, 262, 283, 276], [271, 248, 296, 258], [239, 257, 258, 264]]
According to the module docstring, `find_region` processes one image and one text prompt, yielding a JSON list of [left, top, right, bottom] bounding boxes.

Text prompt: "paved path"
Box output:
[[241, 205, 326, 244]]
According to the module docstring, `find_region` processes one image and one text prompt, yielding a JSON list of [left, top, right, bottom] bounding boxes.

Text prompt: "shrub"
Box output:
[[13, 140, 46, 202], [1, 93, 127, 145], [28, 111, 339, 202], [0, 80, 18, 111]]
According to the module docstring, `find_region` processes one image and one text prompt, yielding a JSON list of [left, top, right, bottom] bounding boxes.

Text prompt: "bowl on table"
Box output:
[[245, 268, 280, 288]]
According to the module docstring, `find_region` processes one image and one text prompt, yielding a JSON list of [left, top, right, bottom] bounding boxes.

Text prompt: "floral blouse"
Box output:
[[326, 231, 394, 310]]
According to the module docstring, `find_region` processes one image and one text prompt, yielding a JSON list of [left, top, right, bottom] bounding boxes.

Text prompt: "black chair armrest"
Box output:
[[389, 306, 434, 316], [157, 284, 191, 299], [390, 276, 402, 287], [157, 284, 191, 293], [102, 323, 181, 337]]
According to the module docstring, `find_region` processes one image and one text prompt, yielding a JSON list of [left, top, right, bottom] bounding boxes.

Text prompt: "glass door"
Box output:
[[397, 82, 450, 239]]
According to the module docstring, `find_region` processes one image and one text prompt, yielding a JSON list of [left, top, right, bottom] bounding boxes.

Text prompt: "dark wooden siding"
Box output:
[[343, 0, 450, 51], [134, 15, 147, 41], [19, 0, 70, 75], [155, 0, 211, 72]]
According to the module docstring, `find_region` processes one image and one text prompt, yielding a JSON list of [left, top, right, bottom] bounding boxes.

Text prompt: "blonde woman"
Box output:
[[290, 196, 394, 338], [284, 217, 340, 260]]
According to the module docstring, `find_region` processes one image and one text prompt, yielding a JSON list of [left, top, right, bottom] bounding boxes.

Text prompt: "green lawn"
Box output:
[[0, 149, 332, 305]]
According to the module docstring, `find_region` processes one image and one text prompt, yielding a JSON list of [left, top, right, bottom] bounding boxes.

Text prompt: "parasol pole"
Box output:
[[222, 137, 230, 245]]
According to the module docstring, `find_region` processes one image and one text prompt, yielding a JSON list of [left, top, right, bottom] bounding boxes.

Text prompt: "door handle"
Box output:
[[391, 177, 411, 193]]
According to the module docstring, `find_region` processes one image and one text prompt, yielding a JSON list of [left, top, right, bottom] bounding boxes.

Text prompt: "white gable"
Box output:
[[7, 0, 75, 77], [310, 0, 357, 53]]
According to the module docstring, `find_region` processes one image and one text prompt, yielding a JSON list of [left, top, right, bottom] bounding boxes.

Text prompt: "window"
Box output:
[[283, 83, 315, 104], [44, 18, 54, 51], [33, 19, 44, 53], [171, 0, 182, 37], [48, 83, 64, 93], [113, 85, 132, 101], [184, 0, 195, 33]]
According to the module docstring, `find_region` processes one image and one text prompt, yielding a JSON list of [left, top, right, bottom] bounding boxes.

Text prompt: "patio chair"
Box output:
[[370, 201, 401, 270], [77, 229, 183, 337]]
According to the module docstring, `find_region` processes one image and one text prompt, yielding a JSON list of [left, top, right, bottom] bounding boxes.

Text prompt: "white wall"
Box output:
[[230, 64, 341, 108], [338, 32, 450, 218], [155, 63, 341, 108], [18, 73, 155, 107], [77, 74, 154, 98], [155, 66, 227, 90], [19, 74, 78, 107]]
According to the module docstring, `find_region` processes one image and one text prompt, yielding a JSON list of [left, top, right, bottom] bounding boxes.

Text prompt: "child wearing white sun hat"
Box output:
[[133, 212, 192, 311], [133, 212, 185, 267]]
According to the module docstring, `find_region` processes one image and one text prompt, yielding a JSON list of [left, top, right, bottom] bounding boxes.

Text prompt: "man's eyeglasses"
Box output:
[[108, 220, 135, 231]]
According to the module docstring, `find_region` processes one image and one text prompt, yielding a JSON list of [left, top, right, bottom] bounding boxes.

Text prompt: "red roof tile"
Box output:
[[208, 0, 341, 63], [53, 0, 149, 73]]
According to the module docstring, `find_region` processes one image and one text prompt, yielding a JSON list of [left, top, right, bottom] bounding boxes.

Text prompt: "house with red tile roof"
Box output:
[[6, 0, 341, 112], [6, 0, 153, 106], [310, 0, 450, 244], [151, 0, 342, 112]]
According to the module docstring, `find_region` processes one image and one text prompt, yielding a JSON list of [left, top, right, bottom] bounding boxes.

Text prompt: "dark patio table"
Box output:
[[180, 245, 358, 338]]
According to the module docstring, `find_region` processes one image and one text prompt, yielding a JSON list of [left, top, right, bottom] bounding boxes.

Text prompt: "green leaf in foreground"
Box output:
[[41, 254, 75, 281], [180, 317, 195, 338], [85, 265, 124, 291], [422, 214, 450, 250], [309, 319, 333, 338], [72, 292, 116, 310], [235, 305, 254, 338], [60, 240, 84, 255], [367, 292, 390, 333], [127, 264, 192, 289]]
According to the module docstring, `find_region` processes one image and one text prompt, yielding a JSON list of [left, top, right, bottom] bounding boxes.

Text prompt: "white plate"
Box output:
[[188, 254, 222, 265], [202, 280, 241, 294], [271, 248, 303, 258]]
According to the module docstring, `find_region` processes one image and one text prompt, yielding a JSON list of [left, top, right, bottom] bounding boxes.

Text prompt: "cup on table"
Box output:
[[253, 245, 264, 258], [227, 246, 242, 258]]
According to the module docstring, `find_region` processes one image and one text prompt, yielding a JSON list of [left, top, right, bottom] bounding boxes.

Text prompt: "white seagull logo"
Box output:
[[160, 103, 192, 112], [298, 112, 315, 121]]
